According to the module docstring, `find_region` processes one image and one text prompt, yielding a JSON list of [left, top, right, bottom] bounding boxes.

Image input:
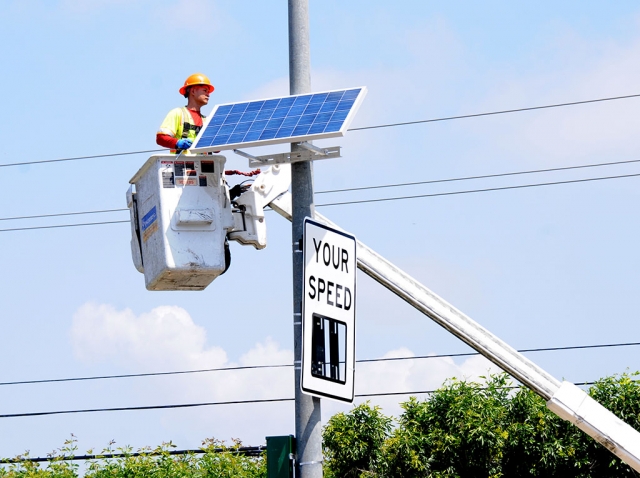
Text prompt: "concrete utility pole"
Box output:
[[289, 1, 323, 477]]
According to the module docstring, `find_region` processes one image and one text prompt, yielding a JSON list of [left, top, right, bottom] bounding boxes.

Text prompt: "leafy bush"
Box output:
[[385, 374, 512, 478], [323, 372, 640, 477], [0, 438, 265, 478], [322, 402, 392, 477], [579, 372, 640, 477]]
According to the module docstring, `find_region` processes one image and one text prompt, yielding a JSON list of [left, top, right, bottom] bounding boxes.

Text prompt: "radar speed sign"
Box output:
[[301, 218, 356, 402]]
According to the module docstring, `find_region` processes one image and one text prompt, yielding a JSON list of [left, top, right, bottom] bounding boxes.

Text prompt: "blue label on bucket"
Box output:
[[141, 206, 158, 242]]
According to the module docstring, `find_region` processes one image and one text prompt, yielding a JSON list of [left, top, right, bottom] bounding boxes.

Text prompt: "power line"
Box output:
[[354, 381, 603, 398], [316, 157, 640, 195], [0, 397, 295, 419], [2, 156, 639, 227], [0, 363, 292, 386], [3, 169, 640, 233], [2, 341, 637, 387], [316, 171, 640, 207], [348, 92, 640, 131], [0, 381, 613, 463], [0, 209, 128, 222], [0, 220, 129, 233], [0, 380, 614, 419], [358, 341, 640, 364], [0, 149, 164, 169], [1, 446, 266, 464], [2, 93, 640, 170], [0, 379, 618, 464]]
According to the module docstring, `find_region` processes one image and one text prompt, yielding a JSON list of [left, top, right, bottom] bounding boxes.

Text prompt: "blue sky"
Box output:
[[2, 0, 640, 461]]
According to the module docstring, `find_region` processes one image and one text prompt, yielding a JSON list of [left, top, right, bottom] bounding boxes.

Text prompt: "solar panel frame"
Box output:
[[191, 86, 367, 153]]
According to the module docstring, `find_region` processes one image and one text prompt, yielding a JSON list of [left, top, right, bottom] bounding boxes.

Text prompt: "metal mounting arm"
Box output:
[[234, 146, 341, 168], [233, 149, 260, 162], [296, 141, 331, 156]]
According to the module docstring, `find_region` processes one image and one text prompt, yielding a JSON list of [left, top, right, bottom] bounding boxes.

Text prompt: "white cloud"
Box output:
[[70, 302, 502, 444], [70, 303, 295, 444], [71, 302, 228, 371]]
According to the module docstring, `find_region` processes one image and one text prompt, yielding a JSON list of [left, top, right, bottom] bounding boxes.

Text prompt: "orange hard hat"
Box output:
[[179, 73, 215, 96]]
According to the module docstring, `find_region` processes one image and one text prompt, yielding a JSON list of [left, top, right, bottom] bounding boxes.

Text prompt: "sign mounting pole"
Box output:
[[289, 1, 323, 477]]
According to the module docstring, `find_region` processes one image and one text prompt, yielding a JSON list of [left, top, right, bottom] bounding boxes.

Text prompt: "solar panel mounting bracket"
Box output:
[[296, 141, 330, 156], [233, 145, 341, 168]]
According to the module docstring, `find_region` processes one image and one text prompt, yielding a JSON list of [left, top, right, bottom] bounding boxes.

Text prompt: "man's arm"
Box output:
[[156, 133, 178, 149], [156, 108, 183, 149]]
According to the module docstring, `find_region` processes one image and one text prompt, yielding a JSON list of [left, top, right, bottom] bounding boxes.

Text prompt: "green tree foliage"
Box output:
[[0, 438, 265, 478], [389, 375, 511, 477], [323, 372, 640, 477], [500, 387, 585, 477], [581, 372, 640, 477], [322, 402, 392, 478]]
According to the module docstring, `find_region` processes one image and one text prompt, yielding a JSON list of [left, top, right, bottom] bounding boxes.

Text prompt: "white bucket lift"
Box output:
[[127, 154, 234, 291], [127, 154, 291, 291]]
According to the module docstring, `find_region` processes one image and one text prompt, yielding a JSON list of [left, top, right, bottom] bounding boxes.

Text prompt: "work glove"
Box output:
[[229, 184, 250, 200], [176, 138, 193, 150]]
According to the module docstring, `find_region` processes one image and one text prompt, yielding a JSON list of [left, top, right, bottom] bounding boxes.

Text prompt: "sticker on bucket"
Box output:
[[141, 206, 158, 242]]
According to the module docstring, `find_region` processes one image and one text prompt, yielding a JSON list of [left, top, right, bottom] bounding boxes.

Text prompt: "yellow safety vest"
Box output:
[[158, 107, 206, 153]]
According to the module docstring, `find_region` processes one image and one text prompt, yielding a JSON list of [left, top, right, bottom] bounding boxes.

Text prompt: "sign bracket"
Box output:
[[233, 146, 341, 169]]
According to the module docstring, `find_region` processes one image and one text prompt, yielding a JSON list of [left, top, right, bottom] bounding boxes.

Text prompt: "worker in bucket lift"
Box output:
[[156, 73, 248, 200], [156, 73, 213, 154]]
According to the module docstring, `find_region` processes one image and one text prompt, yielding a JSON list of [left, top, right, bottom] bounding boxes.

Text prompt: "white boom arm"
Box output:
[[268, 191, 640, 473]]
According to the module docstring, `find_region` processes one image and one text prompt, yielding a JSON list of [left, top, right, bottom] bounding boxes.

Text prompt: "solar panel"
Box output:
[[191, 87, 367, 153]]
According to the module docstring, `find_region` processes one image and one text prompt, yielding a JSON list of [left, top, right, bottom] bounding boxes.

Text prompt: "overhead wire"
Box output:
[[348, 92, 640, 131], [0, 397, 295, 419], [0, 149, 165, 169], [0, 380, 614, 419], [1, 340, 637, 387], [316, 171, 640, 207], [0, 380, 622, 462], [2, 168, 635, 232], [354, 380, 605, 398], [2, 92, 640, 169], [0, 363, 292, 386], [0, 220, 130, 233], [0, 209, 128, 222], [3, 158, 640, 231], [2, 92, 640, 227], [1, 446, 266, 464], [315, 157, 640, 195]]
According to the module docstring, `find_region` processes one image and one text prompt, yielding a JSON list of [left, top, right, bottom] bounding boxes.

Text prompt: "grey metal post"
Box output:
[[289, 1, 323, 477]]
